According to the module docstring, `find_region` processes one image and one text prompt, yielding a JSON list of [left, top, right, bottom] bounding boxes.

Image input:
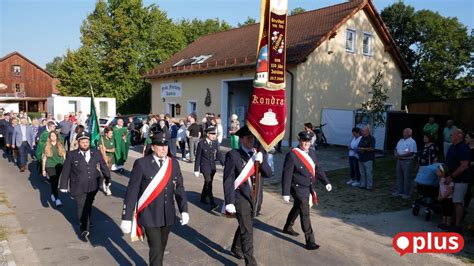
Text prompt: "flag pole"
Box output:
[[89, 83, 107, 160]]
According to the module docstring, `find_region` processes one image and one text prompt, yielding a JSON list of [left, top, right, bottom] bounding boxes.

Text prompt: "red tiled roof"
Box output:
[[145, 0, 410, 79]]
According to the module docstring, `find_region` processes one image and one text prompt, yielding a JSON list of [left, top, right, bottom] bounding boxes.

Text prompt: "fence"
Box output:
[[407, 98, 474, 132]]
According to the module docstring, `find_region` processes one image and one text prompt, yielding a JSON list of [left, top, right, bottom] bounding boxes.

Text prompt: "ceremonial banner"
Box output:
[[89, 87, 101, 149], [246, 0, 288, 152]]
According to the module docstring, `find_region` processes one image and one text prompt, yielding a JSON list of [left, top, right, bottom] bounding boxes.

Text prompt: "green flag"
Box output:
[[89, 89, 100, 148]]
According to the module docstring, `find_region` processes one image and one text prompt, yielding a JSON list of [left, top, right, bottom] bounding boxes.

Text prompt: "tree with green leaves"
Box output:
[[290, 7, 306, 16], [359, 70, 389, 128], [57, 0, 185, 113], [238, 17, 257, 27], [45, 56, 64, 77], [381, 1, 472, 102], [178, 18, 232, 46]]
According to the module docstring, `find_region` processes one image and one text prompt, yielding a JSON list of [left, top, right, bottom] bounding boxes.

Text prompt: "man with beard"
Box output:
[[59, 131, 111, 242]]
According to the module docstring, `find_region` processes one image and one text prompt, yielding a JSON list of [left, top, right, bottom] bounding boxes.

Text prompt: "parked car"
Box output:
[[99, 117, 114, 131], [108, 114, 149, 145]]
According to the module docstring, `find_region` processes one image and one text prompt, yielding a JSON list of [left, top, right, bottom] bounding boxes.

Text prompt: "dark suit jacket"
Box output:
[[223, 148, 272, 208], [122, 155, 188, 227], [194, 139, 224, 174], [282, 147, 330, 199], [60, 149, 111, 196], [5, 124, 14, 146]]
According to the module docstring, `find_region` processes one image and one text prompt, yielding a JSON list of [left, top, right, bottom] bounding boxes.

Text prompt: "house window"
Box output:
[[12, 65, 21, 75], [15, 84, 21, 92], [363, 33, 373, 56], [187, 100, 197, 115], [345, 29, 356, 53]]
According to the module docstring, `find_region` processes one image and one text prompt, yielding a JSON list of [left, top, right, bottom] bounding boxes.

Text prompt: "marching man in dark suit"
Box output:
[[223, 126, 272, 265], [194, 126, 225, 211], [282, 131, 332, 250], [59, 131, 111, 242], [120, 132, 188, 266]]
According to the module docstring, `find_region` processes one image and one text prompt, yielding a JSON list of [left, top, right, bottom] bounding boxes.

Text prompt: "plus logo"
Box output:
[[393, 232, 464, 256]]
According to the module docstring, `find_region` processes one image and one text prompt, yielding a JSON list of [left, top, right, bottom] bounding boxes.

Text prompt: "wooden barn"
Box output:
[[0, 51, 58, 112]]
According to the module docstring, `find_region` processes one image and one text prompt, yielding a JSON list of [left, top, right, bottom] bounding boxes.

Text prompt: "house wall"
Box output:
[[47, 96, 116, 119], [293, 9, 404, 143]]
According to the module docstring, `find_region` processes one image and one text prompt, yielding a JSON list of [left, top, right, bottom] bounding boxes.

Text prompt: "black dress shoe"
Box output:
[[80, 231, 90, 242], [282, 227, 299, 236], [231, 250, 244, 260], [306, 242, 320, 250]]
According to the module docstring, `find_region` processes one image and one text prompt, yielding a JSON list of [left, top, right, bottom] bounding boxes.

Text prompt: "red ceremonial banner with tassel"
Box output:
[[246, 0, 288, 152]]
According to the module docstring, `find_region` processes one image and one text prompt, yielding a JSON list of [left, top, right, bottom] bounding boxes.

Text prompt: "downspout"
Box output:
[[286, 69, 294, 147]]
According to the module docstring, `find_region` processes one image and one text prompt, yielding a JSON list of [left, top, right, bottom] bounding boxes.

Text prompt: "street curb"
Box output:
[[0, 240, 16, 266]]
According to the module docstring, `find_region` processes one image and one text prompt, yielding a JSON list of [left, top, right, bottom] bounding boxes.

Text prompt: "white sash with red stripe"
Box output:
[[292, 148, 318, 205], [233, 152, 257, 190], [131, 157, 173, 242]]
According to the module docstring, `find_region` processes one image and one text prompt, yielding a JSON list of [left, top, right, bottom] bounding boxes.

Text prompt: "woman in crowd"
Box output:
[[229, 114, 240, 149], [347, 127, 362, 187], [42, 131, 66, 207], [464, 132, 474, 220], [177, 119, 187, 160], [418, 133, 439, 166], [215, 117, 223, 146]]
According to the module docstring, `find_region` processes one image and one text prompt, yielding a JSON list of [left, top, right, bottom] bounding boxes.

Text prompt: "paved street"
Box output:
[[0, 147, 467, 265]]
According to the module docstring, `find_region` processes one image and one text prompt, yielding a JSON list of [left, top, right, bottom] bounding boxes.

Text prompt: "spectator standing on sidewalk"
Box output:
[[229, 114, 240, 149], [357, 126, 376, 190], [42, 131, 66, 207], [423, 117, 439, 141], [177, 119, 187, 160], [443, 120, 458, 158], [347, 127, 362, 187], [168, 118, 178, 158], [445, 129, 471, 233], [393, 128, 417, 199], [186, 114, 201, 163], [464, 132, 474, 217], [418, 133, 439, 166], [215, 117, 224, 147]]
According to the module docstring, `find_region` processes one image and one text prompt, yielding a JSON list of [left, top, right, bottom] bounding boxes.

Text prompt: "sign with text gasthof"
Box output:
[[161, 83, 182, 97]]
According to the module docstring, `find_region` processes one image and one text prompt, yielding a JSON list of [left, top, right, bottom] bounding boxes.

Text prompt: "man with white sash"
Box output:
[[282, 131, 332, 250], [223, 126, 272, 265], [120, 132, 188, 266]]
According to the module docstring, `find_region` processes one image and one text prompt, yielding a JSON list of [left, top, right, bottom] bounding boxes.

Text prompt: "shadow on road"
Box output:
[[25, 160, 146, 265], [172, 224, 238, 265]]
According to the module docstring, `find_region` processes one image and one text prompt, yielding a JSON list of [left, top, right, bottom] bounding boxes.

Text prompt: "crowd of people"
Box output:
[[337, 116, 472, 234], [1, 107, 472, 265]]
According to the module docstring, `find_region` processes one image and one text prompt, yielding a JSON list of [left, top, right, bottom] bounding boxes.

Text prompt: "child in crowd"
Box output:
[[437, 164, 454, 231]]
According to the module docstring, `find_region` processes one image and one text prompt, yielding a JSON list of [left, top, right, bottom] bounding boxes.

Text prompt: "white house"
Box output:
[[47, 95, 116, 119]]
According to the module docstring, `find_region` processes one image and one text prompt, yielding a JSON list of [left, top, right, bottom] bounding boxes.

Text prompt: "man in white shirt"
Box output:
[[393, 128, 417, 198]]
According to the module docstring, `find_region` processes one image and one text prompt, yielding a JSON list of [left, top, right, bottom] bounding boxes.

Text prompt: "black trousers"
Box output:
[[231, 199, 257, 266], [284, 193, 315, 244], [145, 226, 171, 266], [201, 170, 216, 204], [45, 165, 63, 198], [74, 190, 98, 232], [62, 133, 70, 151]]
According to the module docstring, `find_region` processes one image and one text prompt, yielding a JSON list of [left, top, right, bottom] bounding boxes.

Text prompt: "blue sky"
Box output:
[[1, 0, 472, 68]]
